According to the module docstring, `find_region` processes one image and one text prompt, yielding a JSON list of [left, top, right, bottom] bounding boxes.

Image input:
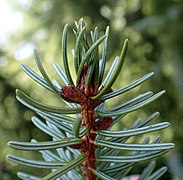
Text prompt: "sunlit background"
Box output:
[[0, 0, 183, 179]]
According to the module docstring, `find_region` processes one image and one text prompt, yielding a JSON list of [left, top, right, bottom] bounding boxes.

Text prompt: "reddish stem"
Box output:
[[61, 65, 112, 180]]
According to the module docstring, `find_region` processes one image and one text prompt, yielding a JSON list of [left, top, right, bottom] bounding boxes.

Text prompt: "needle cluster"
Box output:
[[7, 19, 174, 180]]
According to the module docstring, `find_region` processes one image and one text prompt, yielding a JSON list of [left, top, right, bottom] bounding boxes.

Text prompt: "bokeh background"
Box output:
[[0, 0, 183, 179]]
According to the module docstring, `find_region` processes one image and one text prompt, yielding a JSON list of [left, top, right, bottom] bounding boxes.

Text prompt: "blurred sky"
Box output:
[[0, 1, 23, 47], [0, 1, 35, 61]]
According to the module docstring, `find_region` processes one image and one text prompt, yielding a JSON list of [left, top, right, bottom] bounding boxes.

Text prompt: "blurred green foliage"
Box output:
[[0, 0, 183, 179]]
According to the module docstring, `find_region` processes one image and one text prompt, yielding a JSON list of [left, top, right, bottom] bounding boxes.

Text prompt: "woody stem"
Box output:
[[81, 101, 97, 180]]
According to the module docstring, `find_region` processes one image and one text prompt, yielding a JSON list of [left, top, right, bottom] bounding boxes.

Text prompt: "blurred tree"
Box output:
[[1, 0, 183, 179]]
